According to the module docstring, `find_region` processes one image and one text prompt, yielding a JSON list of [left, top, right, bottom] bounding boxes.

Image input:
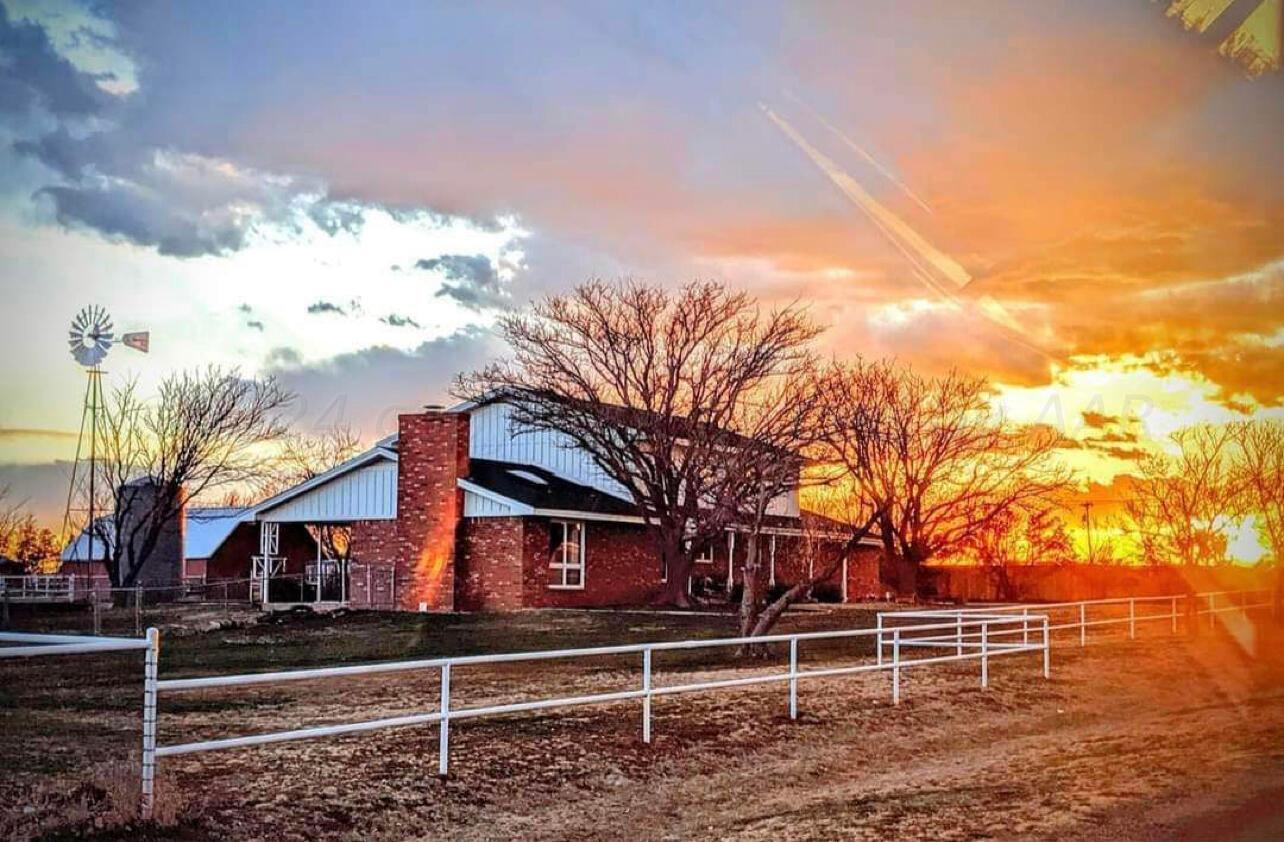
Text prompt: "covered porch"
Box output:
[[247, 441, 400, 610]]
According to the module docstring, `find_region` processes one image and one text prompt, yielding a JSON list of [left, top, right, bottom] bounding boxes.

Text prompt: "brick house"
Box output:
[[243, 395, 882, 612]]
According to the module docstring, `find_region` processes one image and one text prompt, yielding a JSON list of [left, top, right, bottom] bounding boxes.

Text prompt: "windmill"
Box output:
[[60, 306, 150, 565]]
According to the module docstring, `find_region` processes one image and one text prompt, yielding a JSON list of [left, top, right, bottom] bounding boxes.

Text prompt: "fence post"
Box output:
[[1022, 607, 1029, 645], [140, 627, 159, 820], [93, 598, 101, 635], [892, 629, 901, 705], [788, 637, 798, 720], [955, 614, 963, 657], [980, 622, 989, 689], [438, 663, 451, 777], [642, 647, 653, 741], [1171, 596, 1178, 634], [875, 614, 884, 666], [1128, 598, 1135, 640], [1079, 603, 1086, 647], [1042, 617, 1050, 679]]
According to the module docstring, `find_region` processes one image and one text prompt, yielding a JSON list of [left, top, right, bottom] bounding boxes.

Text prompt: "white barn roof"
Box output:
[[185, 507, 253, 558], [60, 507, 251, 563]]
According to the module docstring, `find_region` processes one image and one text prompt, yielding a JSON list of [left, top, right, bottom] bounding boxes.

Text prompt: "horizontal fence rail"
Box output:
[[0, 575, 77, 603], [0, 630, 153, 658], [877, 588, 1274, 652], [153, 614, 1049, 779]]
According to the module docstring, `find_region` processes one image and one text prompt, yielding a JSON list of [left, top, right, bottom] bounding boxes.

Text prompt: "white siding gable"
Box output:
[[259, 460, 398, 522], [463, 490, 517, 516]]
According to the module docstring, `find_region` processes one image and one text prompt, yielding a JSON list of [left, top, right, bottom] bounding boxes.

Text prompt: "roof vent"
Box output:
[[507, 469, 549, 486]]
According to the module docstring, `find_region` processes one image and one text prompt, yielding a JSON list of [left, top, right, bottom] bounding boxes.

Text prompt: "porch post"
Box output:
[[726, 530, 735, 594]]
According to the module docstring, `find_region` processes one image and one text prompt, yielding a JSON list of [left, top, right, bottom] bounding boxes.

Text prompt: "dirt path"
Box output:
[[5, 613, 1283, 841], [419, 629, 1284, 842]]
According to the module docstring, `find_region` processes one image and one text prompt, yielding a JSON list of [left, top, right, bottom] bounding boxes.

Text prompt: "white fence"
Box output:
[[0, 629, 159, 811], [876, 588, 1275, 652], [3, 613, 1048, 820], [0, 575, 78, 603], [2, 586, 1274, 821]]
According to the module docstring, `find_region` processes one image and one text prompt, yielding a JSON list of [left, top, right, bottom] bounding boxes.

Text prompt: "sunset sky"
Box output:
[[1, 1, 1281, 548]]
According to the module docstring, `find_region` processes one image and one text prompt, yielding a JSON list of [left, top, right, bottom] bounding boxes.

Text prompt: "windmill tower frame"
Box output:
[[60, 306, 149, 567]]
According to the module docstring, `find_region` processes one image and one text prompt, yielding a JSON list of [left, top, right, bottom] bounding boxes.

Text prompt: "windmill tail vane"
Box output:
[[122, 332, 150, 353]]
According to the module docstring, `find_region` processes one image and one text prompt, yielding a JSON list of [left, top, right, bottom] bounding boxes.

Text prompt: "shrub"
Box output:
[[765, 582, 792, 603], [811, 582, 843, 604]]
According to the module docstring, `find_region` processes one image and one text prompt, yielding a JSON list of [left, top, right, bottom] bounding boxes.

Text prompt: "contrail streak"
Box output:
[[761, 103, 969, 289], [784, 90, 935, 215], [761, 103, 1053, 360]]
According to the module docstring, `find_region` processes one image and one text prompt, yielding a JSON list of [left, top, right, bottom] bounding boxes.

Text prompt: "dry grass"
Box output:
[[3, 605, 1283, 841]]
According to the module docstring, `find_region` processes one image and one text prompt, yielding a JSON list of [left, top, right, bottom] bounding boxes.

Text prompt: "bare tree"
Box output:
[[458, 279, 822, 606], [0, 487, 23, 558], [1231, 419, 1284, 613], [1123, 425, 1243, 567], [255, 425, 364, 559], [1233, 419, 1284, 566], [1079, 520, 1131, 566], [95, 367, 293, 588], [825, 361, 1071, 597], [256, 425, 364, 498], [726, 365, 882, 637], [960, 502, 1073, 601]]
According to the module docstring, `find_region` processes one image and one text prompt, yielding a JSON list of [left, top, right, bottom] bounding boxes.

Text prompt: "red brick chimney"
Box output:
[[394, 409, 469, 611]]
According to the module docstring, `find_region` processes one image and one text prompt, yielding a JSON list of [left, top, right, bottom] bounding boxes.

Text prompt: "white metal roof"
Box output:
[[185, 507, 253, 558], [60, 507, 251, 562]]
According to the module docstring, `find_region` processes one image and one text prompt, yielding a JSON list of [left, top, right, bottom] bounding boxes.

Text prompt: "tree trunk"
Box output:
[[991, 565, 1017, 602], [655, 532, 693, 607], [900, 551, 922, 599], [878, 548, 919, 599], [738, 532, 763, 638]]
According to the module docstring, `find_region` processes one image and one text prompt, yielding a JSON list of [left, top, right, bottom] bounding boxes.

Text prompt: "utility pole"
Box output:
[[1081, 501, 1095, 563]]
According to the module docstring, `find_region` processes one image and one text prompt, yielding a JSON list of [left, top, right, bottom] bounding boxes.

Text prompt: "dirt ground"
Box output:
[[3, 605, 1283, 841]]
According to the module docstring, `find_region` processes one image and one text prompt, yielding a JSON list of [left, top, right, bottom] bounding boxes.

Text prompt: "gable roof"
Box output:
[[248, 441, 398, 520]]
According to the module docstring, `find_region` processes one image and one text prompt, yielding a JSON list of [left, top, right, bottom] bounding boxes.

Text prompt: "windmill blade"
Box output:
[[68, 305, 115, 368]]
